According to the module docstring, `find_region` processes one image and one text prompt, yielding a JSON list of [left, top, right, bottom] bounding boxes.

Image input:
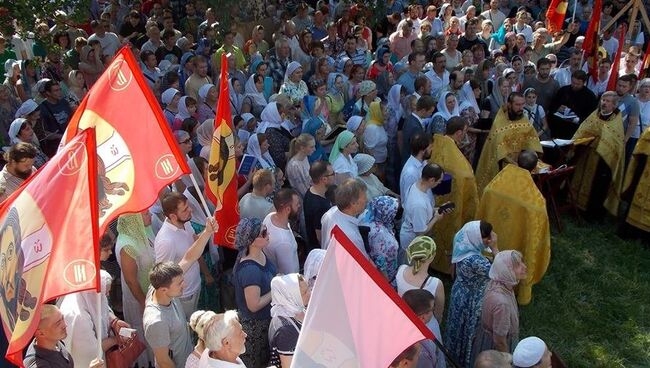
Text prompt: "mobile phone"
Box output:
[[119, 327, 136, 338], [438, 202, 455, 214]]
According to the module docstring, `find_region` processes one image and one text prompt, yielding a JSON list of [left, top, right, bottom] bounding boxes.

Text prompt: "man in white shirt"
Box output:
[[400, 133, 432, 204], [554, 48, 583, 87], [154, 192, 208, 319], [400, 164, 448, 259], [87, 20, 121, 58], [480, 0, 507, 30], [140, 50, 161, 90], [140, 24, 163, 54], [239, 169, 275, 220], [263, 188, 301, 274], [425, 52, 450, 99], [321, 179, 369, 258]]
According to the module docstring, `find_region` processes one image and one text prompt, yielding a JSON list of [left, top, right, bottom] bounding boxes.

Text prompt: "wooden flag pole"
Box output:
[[189, 173, 212, 217], [96, 292, 103, 361]]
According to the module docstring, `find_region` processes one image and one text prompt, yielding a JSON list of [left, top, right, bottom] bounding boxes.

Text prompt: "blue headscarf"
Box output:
[[365, 196, 399, 228], [336, 56, 351, 73], [303, 96, 327, 162], [327, 72, 348, 95], [375, 46, 390, 66], [451, 221, 487, 264]]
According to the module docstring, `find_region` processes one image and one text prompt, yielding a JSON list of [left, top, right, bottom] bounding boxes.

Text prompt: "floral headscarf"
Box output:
[[367, 196, 399, 228], [235, 218, 262, 253], [451, 221, 486, 264]]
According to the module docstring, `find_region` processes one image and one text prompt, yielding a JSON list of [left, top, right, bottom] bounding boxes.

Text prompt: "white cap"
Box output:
[[513, 336, 547, 367]]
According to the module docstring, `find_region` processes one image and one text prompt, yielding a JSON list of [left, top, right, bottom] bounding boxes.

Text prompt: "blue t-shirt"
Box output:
[[234, 259, 277, 320]]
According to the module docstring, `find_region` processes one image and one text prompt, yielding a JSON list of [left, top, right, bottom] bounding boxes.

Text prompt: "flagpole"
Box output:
[[189, 173, 212, 217], [96, 292, 103, 361], [572, 0, 578, 22]]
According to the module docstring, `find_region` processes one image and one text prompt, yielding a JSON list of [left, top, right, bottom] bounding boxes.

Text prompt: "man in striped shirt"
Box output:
[[337, 35, 368, 67], [0, 143, 37, 202]]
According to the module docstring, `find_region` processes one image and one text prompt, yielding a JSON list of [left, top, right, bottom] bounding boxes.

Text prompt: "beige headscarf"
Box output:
[[406, 236, 437, 274]]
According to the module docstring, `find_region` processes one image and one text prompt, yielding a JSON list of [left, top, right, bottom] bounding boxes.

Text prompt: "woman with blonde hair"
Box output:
[[286, 133, 316, 196], [187, 310, 218, 368]]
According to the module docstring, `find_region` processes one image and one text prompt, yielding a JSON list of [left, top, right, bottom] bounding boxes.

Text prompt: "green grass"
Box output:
[[518, 219, 650, 367]]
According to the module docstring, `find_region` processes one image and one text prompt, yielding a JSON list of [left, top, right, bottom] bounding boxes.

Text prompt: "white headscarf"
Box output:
[[258, 102, 283, 132], [162, 88, 180, 105], [244, 74, 268, 107], [15, 99, 38, 118], [229, 78, 244, 115], [284, 61, 302, 83], [346, 116, 364, 133], [9, 118, 27, 145], [458, 81, 480, 113], [175, 96, 192, 121], [196, 119, 214, 147], [246, 133, 275, 168], [433, 92, 460, 121], [304, 249, 326, 289], [489, 250, 522, 287], [451, 221, 486, 264], [198, 83, 215, 102], [270, 274, 305, 318]]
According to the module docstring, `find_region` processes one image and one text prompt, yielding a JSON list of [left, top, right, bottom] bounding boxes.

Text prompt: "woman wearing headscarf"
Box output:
[[279, 61, 309, 104], [487, 76, 510, 121], [258, 101, 283, 133], [364, 101, 388, 178], [66, 70, 87, 110], [326, 73, 349, 127], [162, 88, 181, 127], [395, 236, 445, 323], [363, 196, 400, 282], [329, 130, 359, 183], [174, 96, 198, 132], [196, 118, 214, 160], [16, 60, 39, 102], [78, 44, 105, 88], [445, 220, 499, 368], [242, 73, 268, 119], [60, 270, 130, 368], [196, 83, 217, 123], [431, 92, 460, 134], [459, 80, 490, 164], [268, 274, 310, 368], [367, 46, 394, 81], [303, 249, 326, 290], [302, 110, 328, 163], [354, 80, 378, 117], [247, 133, 276, 169], [230, 78, 246, 117], [345, 115, 366, 153], [8, 118, 48, 168], [115, 211, 156, 368], [178, 52, 195, 95], [232, 217, 276, 368], [470, 250, 527, 364], [335, 56, 353, 77]]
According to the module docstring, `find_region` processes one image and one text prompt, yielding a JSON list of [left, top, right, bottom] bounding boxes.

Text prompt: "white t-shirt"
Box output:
[[88, 32, 121, 57], [262, 213, 299, 274], [400, 183, 434, 250], [239, 193, 274, 220], [363, 124, 388, 163], [154, 221, 200, 298], [332, 153, 359, 177], [400, 156, 425, 204]]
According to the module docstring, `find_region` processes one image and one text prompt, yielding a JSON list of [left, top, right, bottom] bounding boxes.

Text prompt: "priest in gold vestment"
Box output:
[[476, 92, 543, 193], [621, 126, 650, 234], [429, 117, 479, 274], [477, 151, 551, 305], [570, 91, 625, 218]]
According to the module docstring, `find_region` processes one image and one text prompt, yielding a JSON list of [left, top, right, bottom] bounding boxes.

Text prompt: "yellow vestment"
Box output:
[[477, 164, 551, 305], [570, 110, 624, 215], [429, 134, 479, 274], [623, 127, 650, 231], [475, 109, 543, 193]]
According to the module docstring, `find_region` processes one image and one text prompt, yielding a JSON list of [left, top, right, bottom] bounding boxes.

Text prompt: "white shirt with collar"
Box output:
[[425, 69, 450, 100], [400, 155, 426, 205], [154, 220, 200, 298], [320, 206, 369, 259], [199, 349, 247, 367]]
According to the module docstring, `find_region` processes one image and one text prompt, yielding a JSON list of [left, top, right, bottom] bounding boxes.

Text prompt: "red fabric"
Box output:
[[1, 130, 100, 366], [607, 25, 627, 91], [642, 42, 650, 79], [545, 0, 568, 34], [62, 47, 190, 236], [584, 0, 602, 82], [206, 53, 240, 248]]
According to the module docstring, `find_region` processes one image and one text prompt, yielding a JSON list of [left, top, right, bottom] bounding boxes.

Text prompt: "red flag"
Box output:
[[584, 0, 602, 82], [607, 24, 627, 91], [292, 227, 434, 367], [1, 129, 100, 365], [642, 42, 650, 78], [62, 47, 189, 235], [545, 0, 569, 34], [206, 53, 239, 248]]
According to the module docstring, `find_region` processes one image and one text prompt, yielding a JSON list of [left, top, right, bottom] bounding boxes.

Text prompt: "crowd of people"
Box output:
[[1, 0, 650, 367]]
